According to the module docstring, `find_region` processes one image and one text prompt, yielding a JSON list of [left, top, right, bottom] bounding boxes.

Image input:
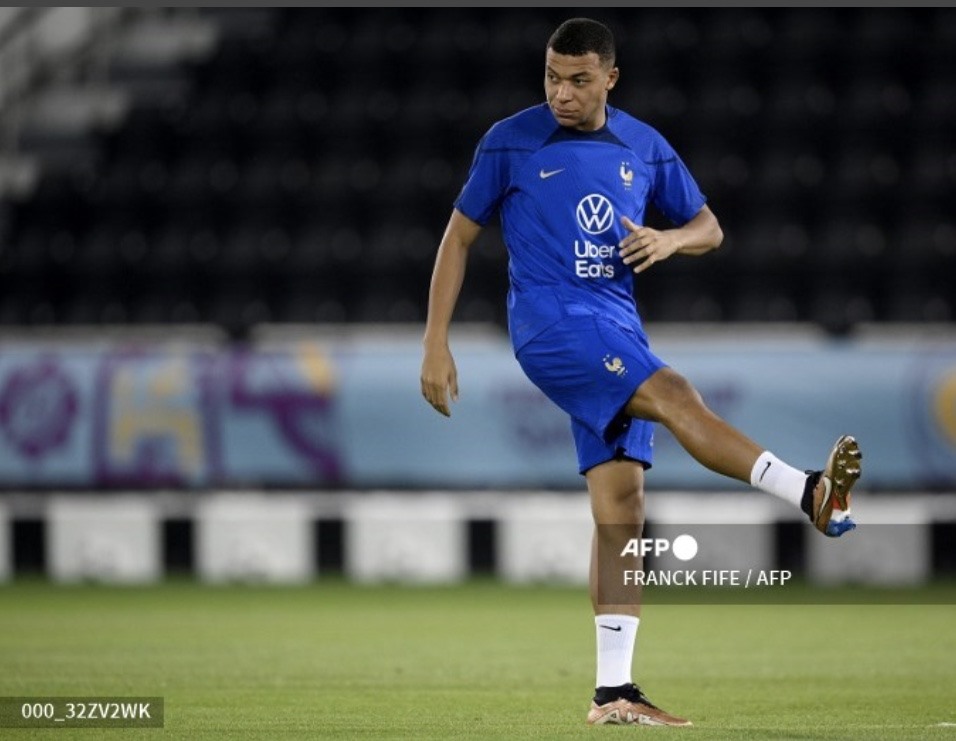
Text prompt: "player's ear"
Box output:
[[606, 67, 619, 91]]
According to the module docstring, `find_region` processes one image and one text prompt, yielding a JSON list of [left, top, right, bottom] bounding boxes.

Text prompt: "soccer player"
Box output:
[[420, 17, 862, 727]]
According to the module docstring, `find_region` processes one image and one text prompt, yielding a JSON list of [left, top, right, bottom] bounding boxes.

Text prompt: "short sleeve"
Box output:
[[649, 139, 707, 226], [453, 131, 511, 226]]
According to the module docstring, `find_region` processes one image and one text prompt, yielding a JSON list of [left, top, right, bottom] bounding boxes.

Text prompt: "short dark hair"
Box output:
[[547, 18, 616, 68]]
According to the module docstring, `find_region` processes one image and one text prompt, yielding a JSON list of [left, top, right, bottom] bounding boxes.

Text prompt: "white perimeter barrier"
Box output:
[[196, 493, 314, 584], [47, 495, 161, 583], [5, 490, 954, 586], [344, 493, 467, 584]]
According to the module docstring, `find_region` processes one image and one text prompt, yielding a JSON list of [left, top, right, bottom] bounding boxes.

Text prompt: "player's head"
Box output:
[[547, 18, 616, 68], [544, 18, 619, 132]]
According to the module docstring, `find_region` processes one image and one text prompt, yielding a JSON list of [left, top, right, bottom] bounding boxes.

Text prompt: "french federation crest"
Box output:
[[620, 162, 634, 189]]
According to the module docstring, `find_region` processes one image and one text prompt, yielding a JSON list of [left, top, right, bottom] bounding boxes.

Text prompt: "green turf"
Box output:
[[2, 579, 956, 739]]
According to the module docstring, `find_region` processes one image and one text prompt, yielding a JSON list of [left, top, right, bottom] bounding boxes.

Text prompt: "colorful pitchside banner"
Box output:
[[0, 329, 954, 490]]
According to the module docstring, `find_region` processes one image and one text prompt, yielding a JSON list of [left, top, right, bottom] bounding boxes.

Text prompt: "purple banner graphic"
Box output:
[[0, 342, 342, 489], [92, 347, 221, 487], [0, 358, 78, 460], [227, 347, 341, 482], [0, 331, 954, 490]]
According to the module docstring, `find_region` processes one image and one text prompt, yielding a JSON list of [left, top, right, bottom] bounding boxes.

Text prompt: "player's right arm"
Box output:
[[420, 208, 483, 417]]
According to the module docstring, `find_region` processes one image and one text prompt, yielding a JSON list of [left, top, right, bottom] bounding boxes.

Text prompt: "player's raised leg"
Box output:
[[624, 367, 861, 536]]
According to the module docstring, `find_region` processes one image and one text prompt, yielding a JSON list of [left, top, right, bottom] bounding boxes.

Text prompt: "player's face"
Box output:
[[544, 50, 618, 132]]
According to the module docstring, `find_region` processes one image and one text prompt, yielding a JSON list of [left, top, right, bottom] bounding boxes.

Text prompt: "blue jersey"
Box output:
[[454, 103, 706, 352]]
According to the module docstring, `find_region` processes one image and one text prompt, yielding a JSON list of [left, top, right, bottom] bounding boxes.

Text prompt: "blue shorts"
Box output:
[[515, 315, 667, 475]]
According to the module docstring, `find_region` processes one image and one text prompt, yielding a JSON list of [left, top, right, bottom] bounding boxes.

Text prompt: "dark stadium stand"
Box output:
[[0, 7, 953, 337]]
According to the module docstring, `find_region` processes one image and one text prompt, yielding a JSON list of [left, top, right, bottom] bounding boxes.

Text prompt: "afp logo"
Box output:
[[576, 193, 614, 235]]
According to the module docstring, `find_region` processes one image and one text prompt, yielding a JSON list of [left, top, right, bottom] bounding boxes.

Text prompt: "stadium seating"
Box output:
[[0, 7, 953, 336]]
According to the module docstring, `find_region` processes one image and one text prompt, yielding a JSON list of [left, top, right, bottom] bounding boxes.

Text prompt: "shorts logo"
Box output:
[[576, 194, 614, 235], [603, 355, 627, 377]]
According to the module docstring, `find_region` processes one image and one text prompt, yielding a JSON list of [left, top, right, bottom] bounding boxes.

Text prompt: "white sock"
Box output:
[[595, 614, 639, 688], [750, 451, 807, 510]]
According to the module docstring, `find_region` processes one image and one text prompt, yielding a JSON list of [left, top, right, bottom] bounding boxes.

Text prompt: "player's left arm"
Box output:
[[618, 205, 723, 274]]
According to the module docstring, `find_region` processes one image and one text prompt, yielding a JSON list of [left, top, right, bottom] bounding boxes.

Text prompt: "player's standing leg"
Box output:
[[584, 458, 692, 726]]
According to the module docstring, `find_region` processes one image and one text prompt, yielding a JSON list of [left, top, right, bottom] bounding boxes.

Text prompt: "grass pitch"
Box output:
[[2, 579, 956, 739]]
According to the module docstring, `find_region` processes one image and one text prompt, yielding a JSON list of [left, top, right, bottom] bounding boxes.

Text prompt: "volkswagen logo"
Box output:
[[576, 194, 614, 235]]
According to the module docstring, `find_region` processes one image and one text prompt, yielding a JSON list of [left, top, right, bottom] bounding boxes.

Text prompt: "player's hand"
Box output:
[[618, 216, 681, 274], [420, 344, 459, 417]]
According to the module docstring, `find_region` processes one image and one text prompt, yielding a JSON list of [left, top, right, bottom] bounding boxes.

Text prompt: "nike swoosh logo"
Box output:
[[820, 478, 832, 507], [758, 461, 772, 482], [539, 168, 565, 179], [599, 624, 622, 632], [817, 478, 833, 521]]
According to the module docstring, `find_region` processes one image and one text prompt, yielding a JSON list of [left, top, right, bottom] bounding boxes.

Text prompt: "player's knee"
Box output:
[[654, 368, 702, 403], [604, 481, 644, 519], [586, 458, 646, 521], [626, 367, 704, 420], [630, 486, 645, 520]]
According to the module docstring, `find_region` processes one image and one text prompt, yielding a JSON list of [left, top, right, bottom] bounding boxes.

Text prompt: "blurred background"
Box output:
[[0, 7, 954, 587]]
